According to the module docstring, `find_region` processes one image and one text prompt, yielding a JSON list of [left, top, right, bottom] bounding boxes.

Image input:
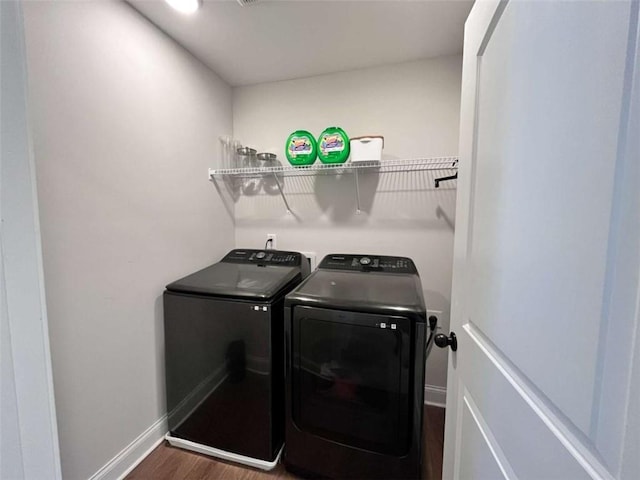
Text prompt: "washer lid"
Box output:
[[166, 262, 301, 300], [286, 269, 426, 316]]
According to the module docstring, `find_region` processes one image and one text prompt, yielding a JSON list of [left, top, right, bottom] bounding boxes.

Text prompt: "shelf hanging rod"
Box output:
[[354, 168, 362, 214], [271, 173, 292, 215]]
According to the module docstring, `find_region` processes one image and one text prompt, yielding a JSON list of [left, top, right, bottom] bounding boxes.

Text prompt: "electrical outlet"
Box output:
[[266, 234, 277, 250]]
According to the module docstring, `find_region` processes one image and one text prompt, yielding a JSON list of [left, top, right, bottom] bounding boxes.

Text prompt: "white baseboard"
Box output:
[[166, 435, 282, 471], [424, 384, 447, 408], [88, 415, 168, 480]]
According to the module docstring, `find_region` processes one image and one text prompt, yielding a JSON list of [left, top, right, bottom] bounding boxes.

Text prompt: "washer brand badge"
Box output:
[[321, 134, 344, 154], [289, 136, 312, 157]]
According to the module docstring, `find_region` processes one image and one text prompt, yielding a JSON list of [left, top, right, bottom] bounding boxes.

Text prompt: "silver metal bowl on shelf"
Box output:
[[236, 147, 257, 156], [257, 152, 277, 162]]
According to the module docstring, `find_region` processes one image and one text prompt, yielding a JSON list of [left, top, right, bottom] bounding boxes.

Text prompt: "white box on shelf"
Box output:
[[350, 136, 384, 163]]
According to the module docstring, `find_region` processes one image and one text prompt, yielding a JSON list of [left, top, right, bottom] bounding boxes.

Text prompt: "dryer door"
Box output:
[[291, 306, 413, 456]]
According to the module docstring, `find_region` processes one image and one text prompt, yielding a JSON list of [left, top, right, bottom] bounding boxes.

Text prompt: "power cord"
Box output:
[[426, 315, 438, 358], [265, 238, 273, 250], [428, 315, 438, 332]]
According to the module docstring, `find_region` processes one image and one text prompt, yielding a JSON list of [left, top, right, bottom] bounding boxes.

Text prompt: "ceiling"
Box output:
[[129, 0, 473, 87]]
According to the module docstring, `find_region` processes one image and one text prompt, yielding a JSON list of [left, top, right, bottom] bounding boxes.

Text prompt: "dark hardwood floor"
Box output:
[[127, 406, 445, 480], [422, 406, 446, 480]]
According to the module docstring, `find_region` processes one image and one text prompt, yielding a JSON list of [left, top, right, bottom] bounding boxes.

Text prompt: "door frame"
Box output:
[[1, 1, 62, 478]]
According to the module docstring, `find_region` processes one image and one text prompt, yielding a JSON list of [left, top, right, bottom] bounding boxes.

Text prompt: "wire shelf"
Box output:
[[208, 157, 458, 179], [209, 156, 459, 215]]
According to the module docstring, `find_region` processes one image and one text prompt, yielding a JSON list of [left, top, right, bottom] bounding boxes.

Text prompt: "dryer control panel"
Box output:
[[222, 249, 303, 266], [318, 254, 418, 274]]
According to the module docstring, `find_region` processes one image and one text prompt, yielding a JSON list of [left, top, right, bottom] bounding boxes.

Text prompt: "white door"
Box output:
[[443, 1, 640, 479]]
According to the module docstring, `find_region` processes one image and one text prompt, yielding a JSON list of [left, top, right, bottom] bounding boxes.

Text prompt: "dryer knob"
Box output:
[[256, 251, 266, 259], [359, 257, 372, 266]]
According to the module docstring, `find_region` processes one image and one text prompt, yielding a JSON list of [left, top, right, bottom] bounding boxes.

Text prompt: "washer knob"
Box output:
[[256, 251, 266, 259], [359, 257, 372, 266]]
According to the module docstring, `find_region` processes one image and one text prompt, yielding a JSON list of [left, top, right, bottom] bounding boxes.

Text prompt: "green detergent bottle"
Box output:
[[286, 130, 317, 166], [318, 127, 350, 164]]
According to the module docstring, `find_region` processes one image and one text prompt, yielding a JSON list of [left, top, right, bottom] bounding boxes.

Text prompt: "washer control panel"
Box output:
[[222, 249, 302, 266], [318, 254, 417, 274]]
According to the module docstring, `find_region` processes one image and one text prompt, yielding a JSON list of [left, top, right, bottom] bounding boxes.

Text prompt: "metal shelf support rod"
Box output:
[[354, 168, 362, 214], [272, 173, 292, 215]]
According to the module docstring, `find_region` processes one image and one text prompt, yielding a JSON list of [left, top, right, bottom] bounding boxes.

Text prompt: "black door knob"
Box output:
[[435, 332, 457, 352]]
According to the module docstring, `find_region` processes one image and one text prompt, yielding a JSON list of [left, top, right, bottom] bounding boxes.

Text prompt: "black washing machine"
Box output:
[[284, 254, 429, 479], [163, 249, 309, 470]]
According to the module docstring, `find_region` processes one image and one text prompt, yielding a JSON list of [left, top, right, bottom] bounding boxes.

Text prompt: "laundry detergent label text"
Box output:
[[320, 134, 345, 154], [289, 136, 313, 156]]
